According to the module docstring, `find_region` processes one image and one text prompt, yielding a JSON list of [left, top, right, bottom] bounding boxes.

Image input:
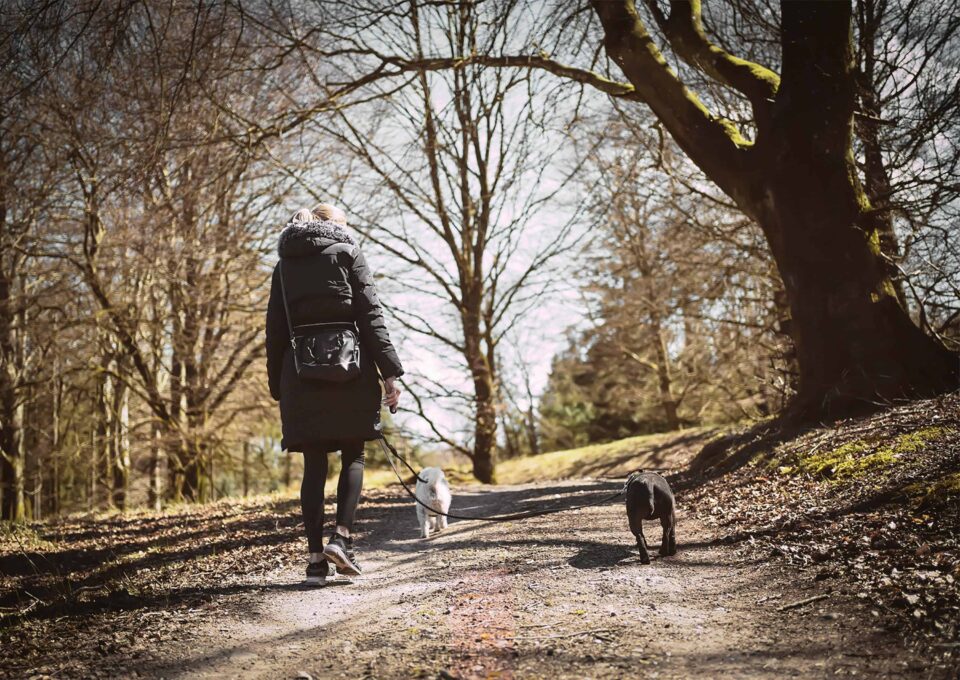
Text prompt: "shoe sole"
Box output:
[[323, 544, 361, 576]]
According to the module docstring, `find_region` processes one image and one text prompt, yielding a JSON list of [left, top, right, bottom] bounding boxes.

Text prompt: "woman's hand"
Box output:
[[383, 376, 402, 412]]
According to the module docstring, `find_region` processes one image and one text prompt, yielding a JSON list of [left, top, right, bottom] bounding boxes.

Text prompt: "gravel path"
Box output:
[[138, 479, 921, 679]]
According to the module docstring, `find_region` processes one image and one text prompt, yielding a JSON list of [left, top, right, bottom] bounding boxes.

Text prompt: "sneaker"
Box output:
[[323, 533, 362, 576], [305, 559, 330, 586]]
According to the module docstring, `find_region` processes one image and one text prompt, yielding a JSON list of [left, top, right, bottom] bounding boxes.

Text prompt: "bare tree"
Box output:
[[0, 1, 91, 521], [12, 0, 299, 513], [264, 2, 587, 481]]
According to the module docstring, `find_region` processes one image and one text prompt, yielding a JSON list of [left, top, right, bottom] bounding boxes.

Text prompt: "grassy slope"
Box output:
[[363, 428, 717, 489], [486, 427, 715, 484]]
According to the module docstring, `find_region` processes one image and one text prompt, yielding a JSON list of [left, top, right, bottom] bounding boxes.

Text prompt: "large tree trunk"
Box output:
[[88, 426, 95, 511], [9, 402, 24, 521], [148, 423, 163, 511], [525, 404, 540, 457], [463, 309, 497, 483], [51, 365, 61, 517], [0, 454, 12, 520], [0, 241, 25, 521], [0, 302, 24, 521], [180, 370, 209, 502], [749, 2, 957, 416], [855, 0, 907, 308], [468, 364, 497, 483], [180, 439, 204, 502], [471, 397, 497, 483], [753, 198, 956, 416], [0, 399, 26, 522], [111, 379, 130, 510], [242, 441, 250, 497], [650, 312, 680, 430], [94, 347, 112, 509], [31, 445, 42, 521], [168, 247, 208, 502], [167, 330, 187, 502]]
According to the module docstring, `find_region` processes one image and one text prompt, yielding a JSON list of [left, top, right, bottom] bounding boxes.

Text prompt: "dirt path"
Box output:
[[134, 479, 921, 679]]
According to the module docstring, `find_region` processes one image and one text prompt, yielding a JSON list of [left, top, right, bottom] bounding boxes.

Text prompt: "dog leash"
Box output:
[[377, 434, 627, 523]]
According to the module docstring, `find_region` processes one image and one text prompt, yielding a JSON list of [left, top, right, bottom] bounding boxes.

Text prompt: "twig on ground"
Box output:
[[777, 594, 829, 611], [485, 622, 551, 630], [516, 627, 616, 641], [22, 590, 48, 606], [0, 600, 39, 618], [525, 582, 549, 602]]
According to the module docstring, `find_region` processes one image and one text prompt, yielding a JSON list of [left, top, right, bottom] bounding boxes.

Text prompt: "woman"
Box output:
[[266, 204, 403, 585]]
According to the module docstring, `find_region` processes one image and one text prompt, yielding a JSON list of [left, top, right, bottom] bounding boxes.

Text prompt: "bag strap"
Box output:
[[277, 260, 296, 349]]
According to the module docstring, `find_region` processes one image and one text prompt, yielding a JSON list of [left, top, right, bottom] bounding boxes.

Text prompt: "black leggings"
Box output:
[[301, 440, 365, 552]]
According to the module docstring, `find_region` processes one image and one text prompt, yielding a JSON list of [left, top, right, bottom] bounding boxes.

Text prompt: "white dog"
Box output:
[[415, 467, 452, 539]]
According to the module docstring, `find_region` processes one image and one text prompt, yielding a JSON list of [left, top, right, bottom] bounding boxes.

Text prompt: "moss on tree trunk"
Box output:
[[749, 1, 957, 415]]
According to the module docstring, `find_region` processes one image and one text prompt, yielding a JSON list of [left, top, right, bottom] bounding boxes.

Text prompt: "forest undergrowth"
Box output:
[[684, 393, 960, 664], [1, 395, 958, 676]]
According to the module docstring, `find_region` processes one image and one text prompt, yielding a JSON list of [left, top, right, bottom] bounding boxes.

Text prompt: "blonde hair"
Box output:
[[288, 203, 347, 225], [290, 208, 315, 223], [313, 203, 347, 225]]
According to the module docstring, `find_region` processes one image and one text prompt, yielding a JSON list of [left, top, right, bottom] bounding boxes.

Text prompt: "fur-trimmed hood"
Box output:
[[278, 219, 357, 257]]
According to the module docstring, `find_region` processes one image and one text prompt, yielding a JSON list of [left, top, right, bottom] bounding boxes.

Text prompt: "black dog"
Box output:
[[625, 471, 677, 564]]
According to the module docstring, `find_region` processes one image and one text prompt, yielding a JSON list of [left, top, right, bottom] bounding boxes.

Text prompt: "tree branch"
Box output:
[[643, 0, 779, 116], [589, 0, 754, 200]]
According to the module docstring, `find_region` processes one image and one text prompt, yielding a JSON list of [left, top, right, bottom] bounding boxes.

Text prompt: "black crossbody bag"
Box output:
[[278, 261, 361, 383]]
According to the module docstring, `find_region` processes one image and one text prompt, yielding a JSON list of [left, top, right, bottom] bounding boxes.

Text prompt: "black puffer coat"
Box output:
[[265, 220, 404, 449]]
